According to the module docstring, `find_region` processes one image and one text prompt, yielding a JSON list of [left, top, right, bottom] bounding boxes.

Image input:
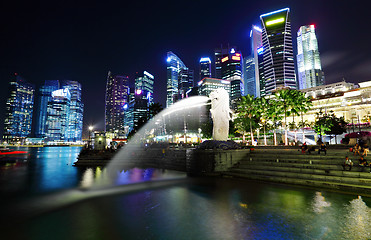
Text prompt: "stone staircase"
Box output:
[[222, 146, 371, 195]]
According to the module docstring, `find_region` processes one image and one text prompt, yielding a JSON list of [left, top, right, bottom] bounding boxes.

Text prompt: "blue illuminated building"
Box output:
[[166, 51, 187, 107], [260, 8, 297, 94], [34, 80, 84, 142], [61, 80, 84, 142], [35, 80, 59, 138], [199, 57, 211, 80], [2, 74, 35, 143]]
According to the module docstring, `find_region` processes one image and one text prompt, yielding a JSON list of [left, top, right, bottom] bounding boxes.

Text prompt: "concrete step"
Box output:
[[241, 157, 348, 166], [227, 168, 371, 186], [222, 171, 371, 194], [233, 164, 371, 179], [238, 161, 343, 170]]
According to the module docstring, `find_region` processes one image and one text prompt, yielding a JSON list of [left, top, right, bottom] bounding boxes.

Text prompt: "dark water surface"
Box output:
[[1, 147, 371, 240]]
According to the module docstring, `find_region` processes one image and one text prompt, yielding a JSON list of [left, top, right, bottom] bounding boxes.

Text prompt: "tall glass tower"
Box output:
[[166, 51, 186, 107], [221, 48, 244, 102], [105, 71, 129, 136], [61, 80, 84, 142], [249, 25, 263, 97], [260, 8, 296, 94], [297, 25, 324, 89], [199, 57, 211, 80], [2, 74, 35, 143], [35, 80, 60, 138]]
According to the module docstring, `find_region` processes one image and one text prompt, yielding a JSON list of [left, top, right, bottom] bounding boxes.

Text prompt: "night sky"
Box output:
[[1, 0, 370, 135]]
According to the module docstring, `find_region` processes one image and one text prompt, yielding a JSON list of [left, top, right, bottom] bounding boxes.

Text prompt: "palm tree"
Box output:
[[274, 89, 295, 145], [236, 95, 260, 144], [257, 97, 270, 145], [296, 93, 312, 143], [266, 99, 283, 145]]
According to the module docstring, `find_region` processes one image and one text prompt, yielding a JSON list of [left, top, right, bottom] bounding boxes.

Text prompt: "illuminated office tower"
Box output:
[[248, 25, 263, 97], [132, 71, 155, 131], [105, 71, 129, 136], [135, 71, 154, 104], [260, 8, 296, 94], [60, 80, 84, 142], [2, 74, 35, 143], [221, 48, 244, 102], [199, 57, 211, 80], [45, 88, 71, 141], [214, 45, 236, 79], [244, 56, 255, 96], [297, 25, 324, 89], [178, 68, 194, 99], [166, 51, 186, 107], [35, 80, 60, 138]]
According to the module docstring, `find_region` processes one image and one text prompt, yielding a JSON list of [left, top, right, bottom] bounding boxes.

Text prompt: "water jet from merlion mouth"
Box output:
[[102, 95, 210, 185]]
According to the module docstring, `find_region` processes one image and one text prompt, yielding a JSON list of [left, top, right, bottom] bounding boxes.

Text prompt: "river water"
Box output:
[[1, 146, 371, 240]]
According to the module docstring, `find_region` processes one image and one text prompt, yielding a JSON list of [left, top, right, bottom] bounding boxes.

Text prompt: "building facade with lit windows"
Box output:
[[135, 71, 154, 105], [45, 88, 71, 142], [34, 79, 84, 142], [221, 48, 244, 102], [2, 74, 35, 143], [198, 77, 231, 97], [260, 8, 296, 94], [166, 51, 187, 107], [105, 71, 130, 137], [297, 81, 371, 125], [199, 57, 212, 80], [297, 25, 325, 89], [246, 25, 263, 97], [35, 80, 59, 138], [178, 68, 194, 99]]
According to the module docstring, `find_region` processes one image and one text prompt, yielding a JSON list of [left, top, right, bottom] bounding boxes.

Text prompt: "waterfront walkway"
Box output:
[[223, 145, 371, 196]]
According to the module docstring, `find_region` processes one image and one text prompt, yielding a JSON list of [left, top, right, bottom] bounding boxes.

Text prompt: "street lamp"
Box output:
[[88, 126, 94, 148]]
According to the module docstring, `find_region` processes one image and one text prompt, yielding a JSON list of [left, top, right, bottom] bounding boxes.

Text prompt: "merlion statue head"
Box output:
[[209, 88, 232, 141]]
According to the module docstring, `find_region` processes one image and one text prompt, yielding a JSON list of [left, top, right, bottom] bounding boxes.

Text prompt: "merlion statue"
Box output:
[[209, 88, 233, 141]]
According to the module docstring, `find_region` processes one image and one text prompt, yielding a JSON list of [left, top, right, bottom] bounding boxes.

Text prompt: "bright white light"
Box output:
[[144, 71, 154, 79], [200, 57, 211, 63]]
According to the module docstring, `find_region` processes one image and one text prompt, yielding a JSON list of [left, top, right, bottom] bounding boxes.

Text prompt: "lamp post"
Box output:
[[88, 126, 93, 148]]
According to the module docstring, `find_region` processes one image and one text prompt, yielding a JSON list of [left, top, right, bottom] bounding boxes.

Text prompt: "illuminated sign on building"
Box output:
[[266, 17, 285, 26], [232, 56, 241, 61], [221, 80, 230, 84], [221, 56, 229, 63], [136, 89, 142, 95], [200, 57, 211, 63], [51, 88, 71, 99]]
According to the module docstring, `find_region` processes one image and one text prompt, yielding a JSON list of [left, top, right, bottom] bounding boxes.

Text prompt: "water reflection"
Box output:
[[344, 196, 371, 239]]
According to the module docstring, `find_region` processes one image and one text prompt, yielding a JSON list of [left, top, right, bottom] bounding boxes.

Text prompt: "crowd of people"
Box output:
[[300, 141, 371, 172]]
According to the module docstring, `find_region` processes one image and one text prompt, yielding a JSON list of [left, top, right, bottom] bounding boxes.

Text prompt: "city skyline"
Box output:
[[1, 0, 370, 132]]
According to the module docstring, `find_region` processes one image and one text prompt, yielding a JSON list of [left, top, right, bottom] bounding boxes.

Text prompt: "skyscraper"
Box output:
[[214, 45, 235, 79], [260, 8, 296, 94], [61, 80, 84, 142], [178, 68, 194, 99], [35, 79, 84, 142], [166, 51, 191, 107], [135, 71, 154, 104], [35, 80, 60, 138], [221, 48, 244, 102], [3, 74, 35, 143], [246, 25, 263, 97], [199, 57, 211, 80], [45, 88, 71, 141], [132, 71, 155, 131], [105, 71, 129, 137], [244, 56, 255, 96], [297, 25, 324, 89]]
